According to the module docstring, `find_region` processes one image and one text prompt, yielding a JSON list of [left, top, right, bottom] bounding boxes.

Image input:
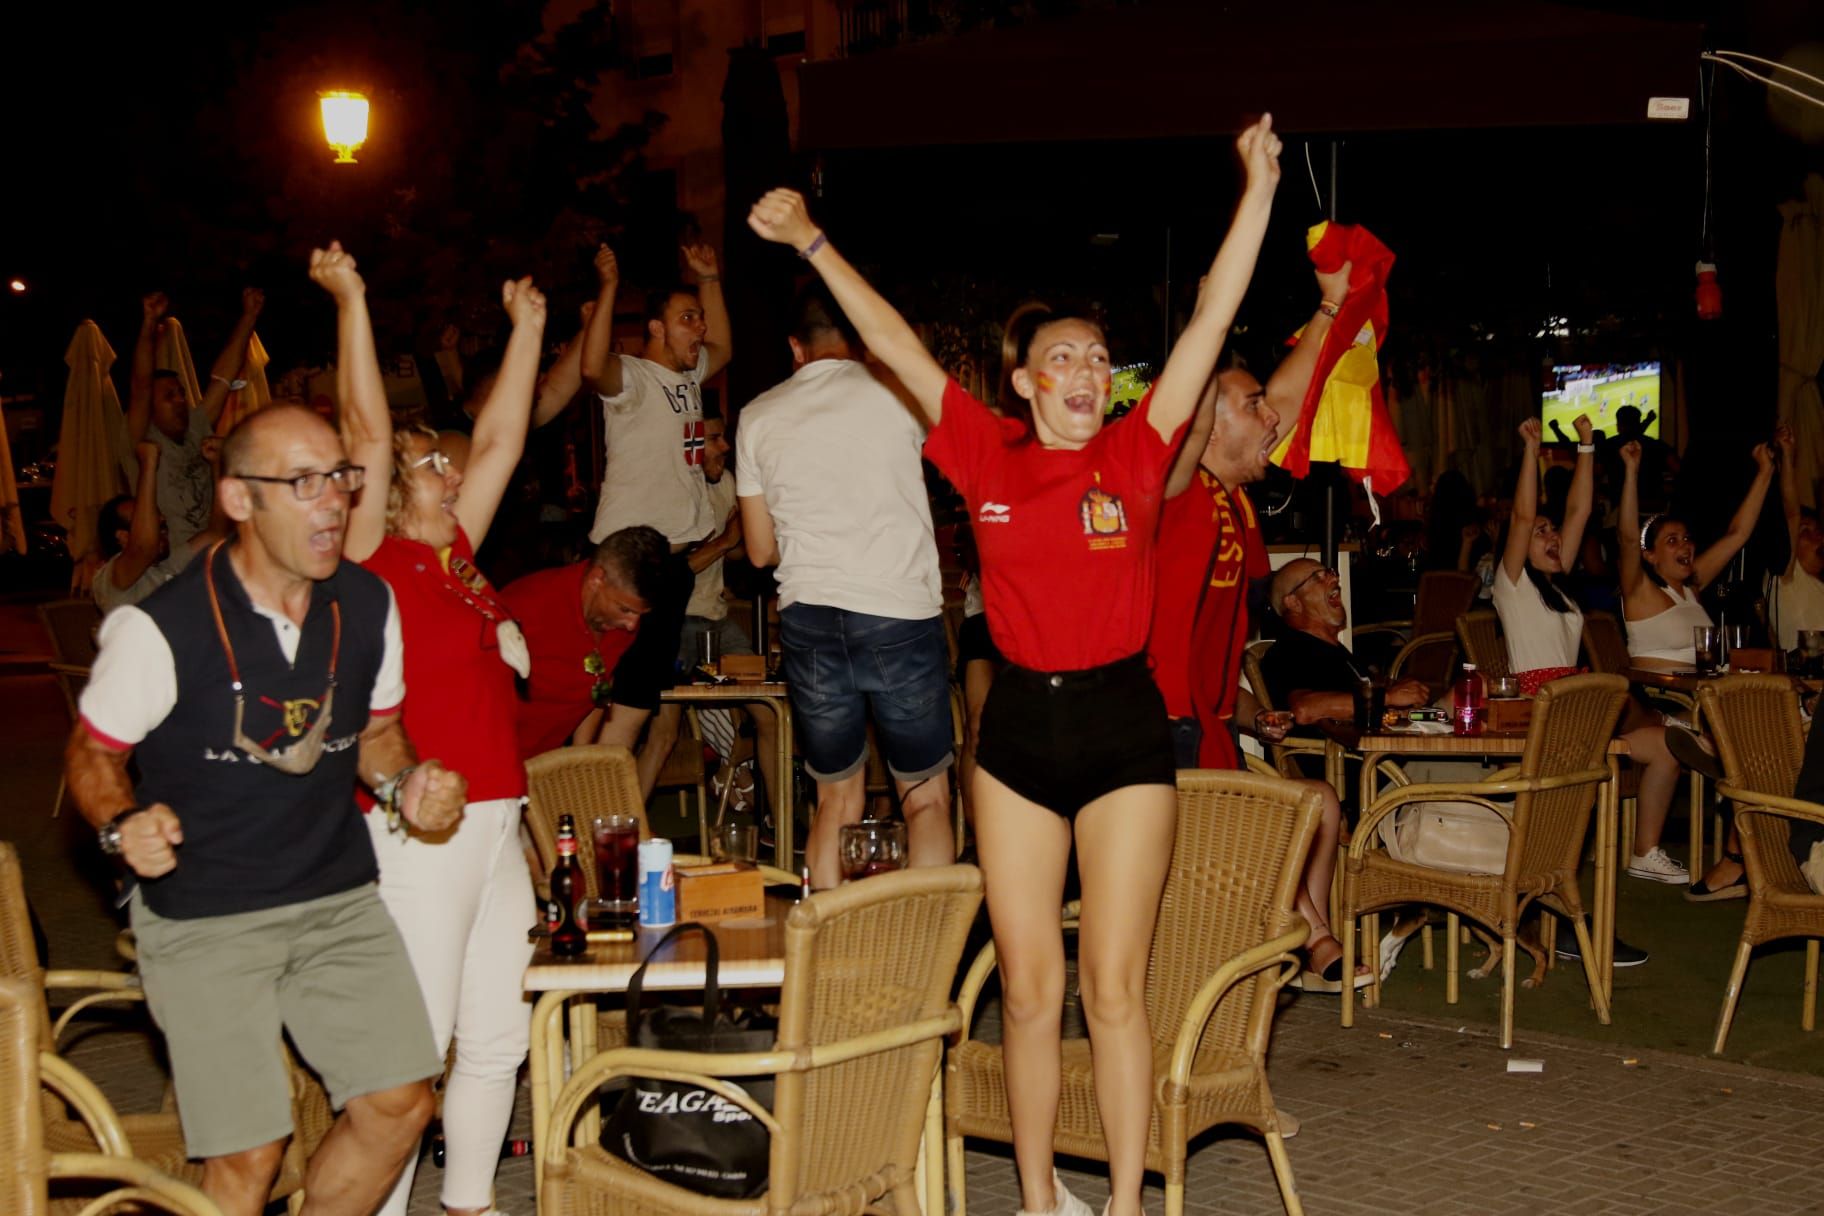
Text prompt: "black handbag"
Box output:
[[600, 921, 777, 1198]]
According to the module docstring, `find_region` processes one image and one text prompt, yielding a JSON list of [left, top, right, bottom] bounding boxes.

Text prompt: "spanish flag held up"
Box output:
[[1270, 221, 1409, 497]]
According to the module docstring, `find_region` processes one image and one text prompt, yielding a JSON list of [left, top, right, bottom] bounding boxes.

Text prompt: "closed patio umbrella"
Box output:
[[154, 316, 203, 412], [50, 321, 128, 560], [214, 331, 273, 434], [1778, 174, 1824, 508]]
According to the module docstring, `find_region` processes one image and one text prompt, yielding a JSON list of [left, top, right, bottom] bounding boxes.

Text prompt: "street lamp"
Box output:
[[320, 91, 370, 164]]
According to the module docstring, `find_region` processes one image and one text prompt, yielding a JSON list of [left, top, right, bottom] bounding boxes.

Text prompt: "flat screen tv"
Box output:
[[1541, 362, 1661, 442]]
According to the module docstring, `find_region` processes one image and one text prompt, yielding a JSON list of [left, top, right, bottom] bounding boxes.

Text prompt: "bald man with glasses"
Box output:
[[65, 403, 468, 1216]]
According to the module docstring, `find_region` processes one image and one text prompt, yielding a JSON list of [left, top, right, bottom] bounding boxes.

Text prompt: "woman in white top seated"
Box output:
[[1492, 416, 1686, 887], [1768, 425, 1824, 652], [1619, 436, 1774, 666]]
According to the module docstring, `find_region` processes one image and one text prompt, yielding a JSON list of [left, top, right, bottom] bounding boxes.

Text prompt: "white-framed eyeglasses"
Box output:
[[411, 450, 454, 476]]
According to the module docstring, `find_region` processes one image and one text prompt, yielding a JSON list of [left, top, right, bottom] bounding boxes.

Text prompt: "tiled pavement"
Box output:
[[14, 656, 1824, 1214]]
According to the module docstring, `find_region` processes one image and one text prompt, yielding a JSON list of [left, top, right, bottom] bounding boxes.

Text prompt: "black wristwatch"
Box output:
[[97, 806, 146, 856]]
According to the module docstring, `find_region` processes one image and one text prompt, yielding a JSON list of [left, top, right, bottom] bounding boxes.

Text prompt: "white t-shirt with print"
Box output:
[[152, 408, 215, 549], [685, 474, 739, 622], [588, 348, 715, 546], [1491, 563, 1584, 674], [736, 358, 942, 621]]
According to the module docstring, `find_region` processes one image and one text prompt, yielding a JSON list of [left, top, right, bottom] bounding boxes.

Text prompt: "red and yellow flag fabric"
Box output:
[[1270, 221, 1409, 494]]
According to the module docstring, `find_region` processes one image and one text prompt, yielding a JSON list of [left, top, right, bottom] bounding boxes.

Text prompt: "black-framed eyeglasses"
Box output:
[[233, 465, 366, 501], [1287, 565, 1337, 597]]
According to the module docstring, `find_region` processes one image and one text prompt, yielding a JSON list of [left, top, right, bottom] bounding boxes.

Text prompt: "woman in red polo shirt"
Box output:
[[749, 117, 1280, 1216], [311, 242, 546, 1216]]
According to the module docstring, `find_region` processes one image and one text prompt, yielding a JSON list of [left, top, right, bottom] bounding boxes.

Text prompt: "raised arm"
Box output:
[[1501, 418, 1542, 583], [683, 245, 731, 380], [1778, 423, 1801, 580], [747, 189, 949, 424], [579, 245, 624, 399], [1694, 441, 1777, 590], [108, 443, 165, 590], [309, 242, 390, 563], [1617, 440, 1646, 595], [457, 277, 548, 549], [198, 289, 265, 426], [126, 293, 166, 443], [1164, 391, 1218, 498], [532, 303, 590, 428], [1557, 413, 1597, 574], [1262, 259, 1349, 424], [1145, 115, 1281, 443]]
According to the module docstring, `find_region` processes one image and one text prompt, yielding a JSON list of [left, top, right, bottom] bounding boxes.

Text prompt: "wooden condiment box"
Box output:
[[1728, 648, 1780, 674], [1488, 698, 1533, 734], [720, 654, 768, 683], [675, 861, 764, 922]]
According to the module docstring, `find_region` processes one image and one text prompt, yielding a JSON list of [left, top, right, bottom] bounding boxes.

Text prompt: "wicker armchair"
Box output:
[[1454, 610, 1511, 682], [948, 771, 1324, 1216], [1, 978, 225, 1216], [1580, 612, 1630, 676], [526, 746, 653, 905], [1357, 571, 1478, 692], [1695, 676, 1819, 1053], [1242, 642, 1328, 781], [0, 844, 328, 1212], [1340, 673, 1629, 1049], [540, 864, 983, 1216]]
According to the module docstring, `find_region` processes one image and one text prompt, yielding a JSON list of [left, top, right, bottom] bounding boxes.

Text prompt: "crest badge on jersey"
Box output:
[[1079, 474, 1128, 550]]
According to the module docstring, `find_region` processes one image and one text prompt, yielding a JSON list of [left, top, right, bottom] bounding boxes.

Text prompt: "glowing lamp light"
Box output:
[[320, 91, 370, 164], [7, 279, 23, 294]]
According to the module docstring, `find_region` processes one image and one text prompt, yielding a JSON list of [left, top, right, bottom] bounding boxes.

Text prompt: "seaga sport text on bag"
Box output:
[[601, 921, 777, 1198]]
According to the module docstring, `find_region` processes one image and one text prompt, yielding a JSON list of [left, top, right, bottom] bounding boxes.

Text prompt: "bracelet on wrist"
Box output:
[[697, 274, 720, 283], [1318, 300, 1342, 318], [1577, 443, 1596, 454], [375, 765, 418, 833], [798, 232, 828, 261]]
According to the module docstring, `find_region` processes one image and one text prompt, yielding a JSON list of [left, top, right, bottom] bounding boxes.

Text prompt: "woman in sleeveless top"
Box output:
[[1619, 437, 1774, 666], [1493, 416, 1685, 885]]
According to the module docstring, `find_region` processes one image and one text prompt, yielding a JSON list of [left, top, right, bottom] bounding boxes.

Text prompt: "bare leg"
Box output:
[[298, 1079, 436, 1216], [749, 702, 781, 817], [898, 768, 955, 866], [1291, 779, 1363, 976], [973, 768, 1073, 1214], [1075, 782, 1176, 1216], [1622, 723, 1679, 856], [200, 1139, 286, 1216], [805, 769, 867, 889], [959, 658, 995, 830], [635, 704, 682, 800]]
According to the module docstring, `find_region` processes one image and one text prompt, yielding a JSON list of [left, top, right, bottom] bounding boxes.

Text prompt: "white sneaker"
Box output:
[[1018, 1172, 1093, 1216], [1627, 846, 1690, 884]]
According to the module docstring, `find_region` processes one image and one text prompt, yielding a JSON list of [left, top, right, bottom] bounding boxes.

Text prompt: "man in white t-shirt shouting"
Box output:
[[738, 286, 954, 888], [578, 242, 733, 795]]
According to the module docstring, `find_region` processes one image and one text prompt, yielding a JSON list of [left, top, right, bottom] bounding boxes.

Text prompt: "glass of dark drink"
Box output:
[[839, 820, 907, 882], [1693, 626, 1719, 677], [591, 814, 640, 924]]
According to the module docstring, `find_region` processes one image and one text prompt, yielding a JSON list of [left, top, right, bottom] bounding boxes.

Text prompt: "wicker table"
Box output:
[[662, 681, 795, 869], [525, 894, 794, 1211], [1319, 722, 1632, 1003]]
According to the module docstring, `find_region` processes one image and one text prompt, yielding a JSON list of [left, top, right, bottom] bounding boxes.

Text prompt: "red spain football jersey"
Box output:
[[923, 380, 1185, 672]]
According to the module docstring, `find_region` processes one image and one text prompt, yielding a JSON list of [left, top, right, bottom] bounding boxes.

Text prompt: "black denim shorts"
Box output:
[[975, 653, 1176, 819]]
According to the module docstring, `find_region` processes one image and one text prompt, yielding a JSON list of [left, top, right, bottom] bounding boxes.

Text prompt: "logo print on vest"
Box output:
[[259, 695, 323, 748]]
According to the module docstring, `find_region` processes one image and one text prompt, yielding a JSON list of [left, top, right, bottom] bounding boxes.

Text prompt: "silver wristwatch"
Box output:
[[98, 807, 146, 856]]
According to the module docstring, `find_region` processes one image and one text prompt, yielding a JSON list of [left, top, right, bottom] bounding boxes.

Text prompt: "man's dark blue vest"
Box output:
[[134, 543, 390, 919]]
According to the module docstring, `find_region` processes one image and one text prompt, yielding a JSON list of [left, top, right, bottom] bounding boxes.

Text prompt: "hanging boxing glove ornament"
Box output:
[[1695, 261, 1723, 321]]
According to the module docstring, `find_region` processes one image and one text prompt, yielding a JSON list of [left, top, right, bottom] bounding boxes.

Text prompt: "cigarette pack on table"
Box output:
[[1488, 698, 1533, 734], [675, 861, 764, 922], [720, 654, 768, 683]]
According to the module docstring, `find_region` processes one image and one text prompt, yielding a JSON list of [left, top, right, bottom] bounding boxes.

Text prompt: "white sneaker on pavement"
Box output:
[[1627, 846, 1690, 884]]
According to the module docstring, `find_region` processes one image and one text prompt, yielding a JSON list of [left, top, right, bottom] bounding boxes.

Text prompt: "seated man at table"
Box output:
[[1260, 558, 1433, 735], [501, 526, 667, 759]]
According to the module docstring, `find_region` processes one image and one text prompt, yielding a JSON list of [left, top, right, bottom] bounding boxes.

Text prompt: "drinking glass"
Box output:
[[1491, 676, 1521, 699], [591, 814, 641, 923], [710, 821, 757, 864], [1723, 624, 1751, 670], [1693, 626, 1720, 677], [839, 820, 908, 882], [698, 627, 720, 673]]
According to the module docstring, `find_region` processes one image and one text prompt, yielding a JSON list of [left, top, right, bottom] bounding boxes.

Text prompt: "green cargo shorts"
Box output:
[[130, 883, 440, 1159]]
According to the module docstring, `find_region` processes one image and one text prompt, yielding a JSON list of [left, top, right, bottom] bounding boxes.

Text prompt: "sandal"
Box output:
[[1295, 934, 1374, 994], [711, 760, 757, 815], [1665, 722, 1725, 781], [1685, 847, 1747, 902]]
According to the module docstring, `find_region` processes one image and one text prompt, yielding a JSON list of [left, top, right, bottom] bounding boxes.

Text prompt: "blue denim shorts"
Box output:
[[779, 604, 955, 783]]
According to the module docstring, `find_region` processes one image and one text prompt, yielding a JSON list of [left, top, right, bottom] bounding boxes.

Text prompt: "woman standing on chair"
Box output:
[[313, 243, 546, 1216], [1494, 415, 1685, 888], [750, 117, 1279, 1216]]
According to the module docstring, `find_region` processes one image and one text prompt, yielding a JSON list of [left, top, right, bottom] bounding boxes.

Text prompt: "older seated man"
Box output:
[[1260, 559, 1433, 733]]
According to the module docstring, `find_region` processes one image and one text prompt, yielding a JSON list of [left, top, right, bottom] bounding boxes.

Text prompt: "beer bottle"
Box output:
[[550, 814, 586, 957]]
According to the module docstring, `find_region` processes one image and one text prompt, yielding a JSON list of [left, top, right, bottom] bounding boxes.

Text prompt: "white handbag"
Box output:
[[1379, 800, 1510, 875]]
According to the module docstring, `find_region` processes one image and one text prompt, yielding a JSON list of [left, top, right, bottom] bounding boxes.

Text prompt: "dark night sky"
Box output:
[[3, 0, 1820, 473]]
